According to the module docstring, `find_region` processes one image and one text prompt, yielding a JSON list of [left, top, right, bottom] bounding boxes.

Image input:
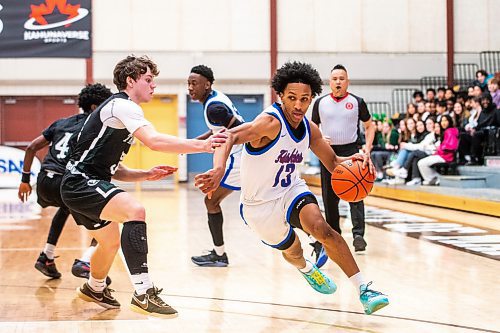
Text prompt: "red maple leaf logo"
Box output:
[[30, 0, 80, 26]]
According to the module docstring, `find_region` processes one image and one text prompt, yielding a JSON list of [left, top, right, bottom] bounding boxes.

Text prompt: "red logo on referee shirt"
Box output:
[[346, 102, 354, 110]]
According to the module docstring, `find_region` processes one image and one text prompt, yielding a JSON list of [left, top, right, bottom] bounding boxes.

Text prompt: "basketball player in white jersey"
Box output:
[[188, 65, 245, 267], [195, 62, 389, 315], [61, 55, 227, 317]]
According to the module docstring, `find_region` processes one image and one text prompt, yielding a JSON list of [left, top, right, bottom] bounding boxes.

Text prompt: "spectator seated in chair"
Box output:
[[387, 117, 439, 185], [467, 93, 499, 165], [371, 120, 399, 181], [417, 115, 459, 185], [388, 119, 429, 171]]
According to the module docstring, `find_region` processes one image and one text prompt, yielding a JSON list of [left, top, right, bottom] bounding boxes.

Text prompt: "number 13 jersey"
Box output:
[[240, 103, 311, 205]]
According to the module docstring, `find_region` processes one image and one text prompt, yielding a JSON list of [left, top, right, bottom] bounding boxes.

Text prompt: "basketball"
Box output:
[[331, 159, 375, 202]]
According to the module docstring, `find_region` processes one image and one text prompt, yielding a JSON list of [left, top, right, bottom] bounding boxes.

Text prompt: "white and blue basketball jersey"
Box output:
[[203, 89, 244, 132], [240, 103, 311, 204], [203, 89, 244, 190]]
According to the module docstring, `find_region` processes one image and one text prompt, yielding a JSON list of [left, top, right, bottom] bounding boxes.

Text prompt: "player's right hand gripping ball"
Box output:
[[331, 159, 375, 202]]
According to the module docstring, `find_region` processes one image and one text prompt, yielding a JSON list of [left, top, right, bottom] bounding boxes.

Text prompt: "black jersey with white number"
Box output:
[[66, 92, 151, 181], [41, 113, 88, 174]]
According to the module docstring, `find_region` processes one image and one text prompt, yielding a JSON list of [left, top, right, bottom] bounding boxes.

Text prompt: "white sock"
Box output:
[[43, 243, 56, 260], [88, 275, 106, 292], [349, 272, 366, 294], [80, 245, 97, 263], [130, 273, 154, 295], [309, 235, 317, 243], [298, 260, 314, 274], [214, 245, 225, 256]]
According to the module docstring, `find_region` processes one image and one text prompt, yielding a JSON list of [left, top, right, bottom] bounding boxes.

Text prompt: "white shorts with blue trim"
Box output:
[[239, 179, 312, 248], [220, 146, 241, 190]]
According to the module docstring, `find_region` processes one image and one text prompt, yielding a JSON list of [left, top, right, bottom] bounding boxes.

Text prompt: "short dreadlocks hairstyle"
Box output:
[[113, 55, 159, 91], [78, 83, 112, 113], [271, 62, 323, 97], [190, 65, 215, 84]]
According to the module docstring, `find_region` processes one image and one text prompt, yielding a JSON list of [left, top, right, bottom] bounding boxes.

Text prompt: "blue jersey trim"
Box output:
[[286, 191, 314, 223], [220, 154, 241, 190], [274, 103, 307, 143], [304, 117, 311, 148], [239, 203, 248, 225], [220, 153, 234, 184], [244, 112, 281, 155], [203, 90, 218, 107], [220, 183, 240, 191], [262, 224, 293, 249]]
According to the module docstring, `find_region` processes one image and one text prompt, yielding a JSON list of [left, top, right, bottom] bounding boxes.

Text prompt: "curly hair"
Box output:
[[271, 62, 323, 97], [190, 64, 215, 84], [78, 83, 112, 113], [113, 55, 159, 91]]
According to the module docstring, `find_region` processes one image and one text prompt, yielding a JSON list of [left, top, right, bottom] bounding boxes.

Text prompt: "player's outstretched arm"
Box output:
[[309, 122, 347, 173], [112, 163, 177, 182], [195, 129, 213, 140], [134, 125, 227, 154], [309, 122, 374, 174], [18, 135, 50, 202], [195, 113, 280, 196]]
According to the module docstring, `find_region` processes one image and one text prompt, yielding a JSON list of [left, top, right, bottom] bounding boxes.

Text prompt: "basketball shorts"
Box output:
[[220, 147, 241, 190], [61, 174, 122, 230], [239, 180, 316, 249], [36, 170, 65, 208]]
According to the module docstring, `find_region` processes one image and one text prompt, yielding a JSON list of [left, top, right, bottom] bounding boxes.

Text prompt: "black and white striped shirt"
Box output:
[[311, 93, 371, 146]]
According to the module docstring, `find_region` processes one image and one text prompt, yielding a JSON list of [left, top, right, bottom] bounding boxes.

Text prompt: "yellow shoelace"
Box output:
[[309, 270, 326, 285]]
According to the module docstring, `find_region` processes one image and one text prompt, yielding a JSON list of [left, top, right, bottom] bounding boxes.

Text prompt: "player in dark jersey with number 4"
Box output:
[[18, 83, 113, 281]]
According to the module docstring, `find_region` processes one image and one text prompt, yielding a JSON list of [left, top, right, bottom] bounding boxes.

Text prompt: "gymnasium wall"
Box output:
[[0, 0, 498, 97]]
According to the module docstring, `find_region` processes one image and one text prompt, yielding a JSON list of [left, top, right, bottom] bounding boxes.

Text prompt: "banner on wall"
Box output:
[[0, 0, 91, 58], [0, 145, 41, 188]]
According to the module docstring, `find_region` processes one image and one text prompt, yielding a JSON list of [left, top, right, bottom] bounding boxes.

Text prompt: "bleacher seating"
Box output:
[[479, 51, 500, 75], [366, 101, 393, 119], [453, 63, 479, 88], [391, 88, 415, 115], [420, 76, 447, 92]]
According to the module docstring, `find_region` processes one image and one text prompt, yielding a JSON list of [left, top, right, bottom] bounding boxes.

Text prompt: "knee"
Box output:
[[282, 243, 303, 260], [204, 195, 221, 212], [126, 203, 146, 221], [309, 221, 338, 244]]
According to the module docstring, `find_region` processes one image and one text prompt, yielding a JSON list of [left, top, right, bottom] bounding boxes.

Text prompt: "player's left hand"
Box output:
[[351, 152, 375, 174], [18, 182, 32, 202], [205, 129, 228, 152], [194, 168, 223, 199], [146, 165, 178, 181]]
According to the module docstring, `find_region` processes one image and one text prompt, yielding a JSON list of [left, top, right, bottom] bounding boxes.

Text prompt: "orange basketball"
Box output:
[[331, 159, 375, 202]]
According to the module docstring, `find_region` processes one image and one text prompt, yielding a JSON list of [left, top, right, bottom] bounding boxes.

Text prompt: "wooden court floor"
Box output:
[[0, 185, 498, 333]]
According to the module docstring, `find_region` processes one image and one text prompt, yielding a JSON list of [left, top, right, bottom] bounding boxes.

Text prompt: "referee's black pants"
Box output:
[[319, 142, 365, 238]]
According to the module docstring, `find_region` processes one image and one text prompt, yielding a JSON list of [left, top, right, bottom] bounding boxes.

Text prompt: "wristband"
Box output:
[[21, 171, 31, 184]]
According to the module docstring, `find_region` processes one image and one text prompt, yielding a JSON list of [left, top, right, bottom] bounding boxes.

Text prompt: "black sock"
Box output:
[[46, 208, 69, 245], [208, 212, 224, 247], [121, 221, 148, 275]]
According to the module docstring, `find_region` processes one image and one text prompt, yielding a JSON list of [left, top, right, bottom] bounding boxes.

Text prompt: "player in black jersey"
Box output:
[[18, 83, 112, 279], [60, 55, 227, 317]]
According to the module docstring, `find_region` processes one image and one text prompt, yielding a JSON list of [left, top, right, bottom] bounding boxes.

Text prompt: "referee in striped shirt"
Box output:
[[311, 64, 375, 263]]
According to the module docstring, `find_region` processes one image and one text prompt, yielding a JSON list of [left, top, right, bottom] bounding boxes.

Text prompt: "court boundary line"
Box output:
[[1, 284, 497, 333]]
